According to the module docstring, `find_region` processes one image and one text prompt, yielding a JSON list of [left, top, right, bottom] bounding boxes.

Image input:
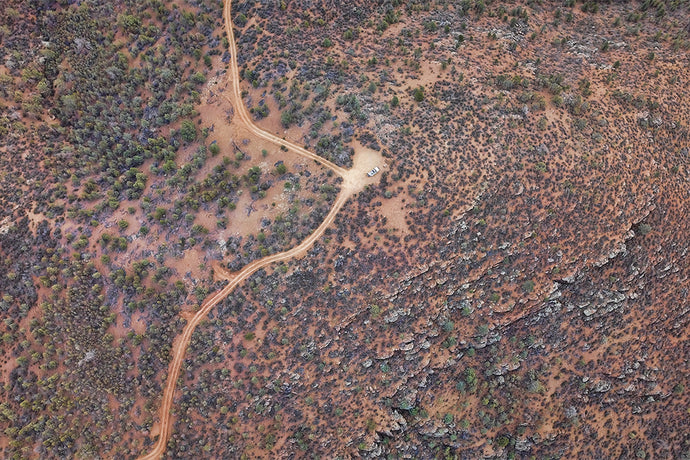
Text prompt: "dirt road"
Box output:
[[137, 1, 374, 458], [137, 191, 350, 460]]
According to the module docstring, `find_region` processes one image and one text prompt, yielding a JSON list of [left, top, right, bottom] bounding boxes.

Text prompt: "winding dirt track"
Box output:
[[137, 1, 363, 458]]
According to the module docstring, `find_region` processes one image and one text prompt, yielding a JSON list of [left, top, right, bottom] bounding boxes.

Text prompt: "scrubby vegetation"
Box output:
[[1, 0, 689, 458]]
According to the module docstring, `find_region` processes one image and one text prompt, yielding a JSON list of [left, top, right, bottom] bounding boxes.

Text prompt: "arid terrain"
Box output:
[[1, 0, 689, 458]]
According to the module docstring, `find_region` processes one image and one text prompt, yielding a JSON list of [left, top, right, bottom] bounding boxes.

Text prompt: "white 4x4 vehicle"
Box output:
[[367, 167, 380, 177]]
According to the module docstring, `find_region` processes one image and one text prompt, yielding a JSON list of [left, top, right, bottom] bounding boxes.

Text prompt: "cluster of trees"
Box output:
[[1, 0, 227, 218]]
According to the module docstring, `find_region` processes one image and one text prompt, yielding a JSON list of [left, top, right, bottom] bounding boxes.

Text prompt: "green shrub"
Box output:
[[180, 120, 197, 142], [235, 13, 248, 26], [413, 86, 425, 102], [522, 280, 535, 293]]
